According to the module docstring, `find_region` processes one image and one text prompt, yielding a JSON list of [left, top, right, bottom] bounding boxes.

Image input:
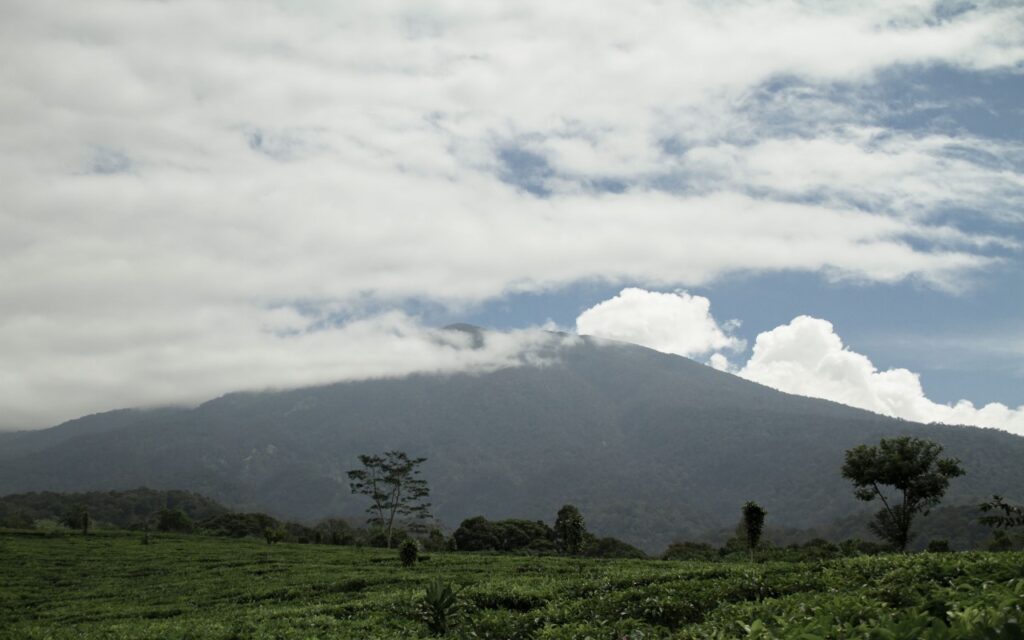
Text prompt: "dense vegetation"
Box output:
[[0, 488, 228, 530], [1, 532, 1022, 639], [3, 336, 1024, 552]]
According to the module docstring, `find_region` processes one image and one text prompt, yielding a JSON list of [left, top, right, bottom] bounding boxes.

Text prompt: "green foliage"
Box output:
[[741, 502, 767, 560], [1, 533, 1023, 638], [61, 505, 91, 535], [262, 526, 285, 545], [419, 579, 464, 636], [926, 539, 951, 553], [452, 516, 555, 553], [399, 539, 419, 567], [314, 517, 355, 545], [347, 450, 432, 549], [842, 436, 965, 551], [582, 535, 646, 559], [554, 505, 586, 556], [980, 495, 1024, 529], [0, 488, 228, 530], [198, 512, 280, 538], [663, 541, 717, 561], [156, 508, 193, 533]]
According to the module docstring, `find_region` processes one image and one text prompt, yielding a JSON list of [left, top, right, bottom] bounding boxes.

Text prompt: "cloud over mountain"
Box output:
[[1, 1, 1022, 428], [576, 288, 1024, 436]]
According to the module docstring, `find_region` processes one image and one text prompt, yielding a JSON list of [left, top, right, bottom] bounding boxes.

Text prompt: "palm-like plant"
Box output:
[[418, 579, 463, 636]]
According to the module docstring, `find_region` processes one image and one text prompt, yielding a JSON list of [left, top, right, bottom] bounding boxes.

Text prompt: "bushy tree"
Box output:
[[842, 436, 964, 551], [62, 506, 90, 535], [156, 508, 193, 533], [741, 501, 767, 561], [315, 517, 355, 545], [554, 504, 586, 555], [262, 525, 285, 545], [348, 451, 431, 548]]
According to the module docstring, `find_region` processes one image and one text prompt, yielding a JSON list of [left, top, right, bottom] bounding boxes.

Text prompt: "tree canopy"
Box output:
[[842, 436, 965, 551], [348, 450, 431, 548]]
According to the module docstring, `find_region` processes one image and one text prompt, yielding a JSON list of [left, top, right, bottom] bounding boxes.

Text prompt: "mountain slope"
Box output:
[[1, 334, 1021, 551]]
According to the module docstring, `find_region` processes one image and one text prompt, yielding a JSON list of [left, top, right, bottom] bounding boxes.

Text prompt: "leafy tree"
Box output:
[[347, 450, 431, 548], [554, 504, 586, 555], [979, 495, 1024, 529], [315, 517, 355, 545], [156, 508, 193, 533], [741, 501, 767, 561], [62, 506, 90, 535], [262, 525, 285, 545], [842, 436, 965, 551]]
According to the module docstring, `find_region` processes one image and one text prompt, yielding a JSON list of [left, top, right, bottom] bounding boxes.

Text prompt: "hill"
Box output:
[[1, 330, 1021, 551]]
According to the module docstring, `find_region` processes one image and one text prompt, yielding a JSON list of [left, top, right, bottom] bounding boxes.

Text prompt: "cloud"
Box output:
[[576, 288, 743, 359], [574, 289, 1024, 436], [738, 316, 1024, 436], [0, 312, 578, 430], [2, 1, 1023, 428]]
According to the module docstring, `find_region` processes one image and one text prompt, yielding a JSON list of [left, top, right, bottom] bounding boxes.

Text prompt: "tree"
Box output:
[[554, 504, 586, 555], [841, 436, 965, 551], [156, 508, 193, 533], [348, 450, 431, 549], [980, 495, 1024, 551], [741, 501, 767, 561], [62, 506, 90, 535], [979, 495, 1024, 529]]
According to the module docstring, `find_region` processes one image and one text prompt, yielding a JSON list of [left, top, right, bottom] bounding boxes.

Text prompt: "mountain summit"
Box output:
[[1, 334, 1021, 551]]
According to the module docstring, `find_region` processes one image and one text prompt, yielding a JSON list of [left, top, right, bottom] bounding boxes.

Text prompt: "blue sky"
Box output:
[[0, 1, 1022, 433]]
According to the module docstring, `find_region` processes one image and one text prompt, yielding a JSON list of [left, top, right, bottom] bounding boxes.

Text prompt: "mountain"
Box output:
[[1, 330, 1021, 551]]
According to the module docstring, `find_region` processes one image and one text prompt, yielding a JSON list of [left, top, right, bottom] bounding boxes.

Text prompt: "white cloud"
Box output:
[[738, 316, 1024, 436], [2, 1, 1024, 428], [0, 312, 577, 430], [576, 288, 744, 358]]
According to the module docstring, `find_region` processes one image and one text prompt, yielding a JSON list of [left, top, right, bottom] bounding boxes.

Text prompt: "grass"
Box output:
[[1, 531, 1022, 639]]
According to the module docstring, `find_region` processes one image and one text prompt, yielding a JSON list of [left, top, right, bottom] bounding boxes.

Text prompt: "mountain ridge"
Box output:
[[1, 334, 1021, 551]]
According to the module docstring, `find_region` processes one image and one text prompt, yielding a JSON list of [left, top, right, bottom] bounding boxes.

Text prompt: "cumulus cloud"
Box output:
[[576, 288, 743, 360], [2, 1, 1024, 428], [738, 316, 1024, 436], [574, 290, 1024, 436]]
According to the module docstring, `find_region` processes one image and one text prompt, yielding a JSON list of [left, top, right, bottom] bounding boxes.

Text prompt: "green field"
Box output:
[[1, 532, 1022, 639]]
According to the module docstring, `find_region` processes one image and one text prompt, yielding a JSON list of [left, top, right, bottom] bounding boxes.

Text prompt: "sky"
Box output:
[[1, 1, 1022, 435]]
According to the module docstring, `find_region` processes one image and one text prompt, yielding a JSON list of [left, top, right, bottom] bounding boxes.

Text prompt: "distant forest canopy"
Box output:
[[1, 487, 1020, 556], [3, 337, 1024, 553]]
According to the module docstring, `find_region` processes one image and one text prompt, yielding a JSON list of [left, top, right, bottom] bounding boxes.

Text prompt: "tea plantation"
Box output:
[[1, 532, 1022, 639]]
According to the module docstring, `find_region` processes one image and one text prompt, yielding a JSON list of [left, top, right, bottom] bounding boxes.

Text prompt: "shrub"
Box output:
[[399, 539, 419, 567], [926, 539, 951, 553]]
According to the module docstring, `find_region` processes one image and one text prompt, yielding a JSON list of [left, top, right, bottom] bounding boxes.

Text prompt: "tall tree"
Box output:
[[348, 451, 431, 548], [741, 501, 766, 562], [842, 437, 965, 551], [554, 504, 586, 555]]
